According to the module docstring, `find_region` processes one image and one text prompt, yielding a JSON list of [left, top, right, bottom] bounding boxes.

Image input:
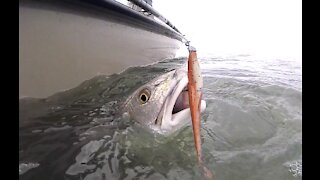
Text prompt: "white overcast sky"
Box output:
[[153, 0, 302, 61]]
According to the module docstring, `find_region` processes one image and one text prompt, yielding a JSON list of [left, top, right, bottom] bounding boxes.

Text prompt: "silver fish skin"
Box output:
[[124, 68, 206, 135]]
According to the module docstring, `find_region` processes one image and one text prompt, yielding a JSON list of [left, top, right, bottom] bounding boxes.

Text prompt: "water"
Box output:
[[19, 55, 302, 180]]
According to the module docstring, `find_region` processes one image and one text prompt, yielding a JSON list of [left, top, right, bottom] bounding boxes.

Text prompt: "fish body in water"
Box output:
[[20, 65, 206, 136], [124, 68, 206, 135], [19, 61, 207, 178]]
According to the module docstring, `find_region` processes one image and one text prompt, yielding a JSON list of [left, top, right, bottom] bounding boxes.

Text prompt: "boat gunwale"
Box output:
[[20, 0, 186, 42]]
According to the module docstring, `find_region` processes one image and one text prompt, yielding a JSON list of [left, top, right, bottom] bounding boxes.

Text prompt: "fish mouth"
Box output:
[[171, 77, 191, 115], [155, 75, 206, 132]]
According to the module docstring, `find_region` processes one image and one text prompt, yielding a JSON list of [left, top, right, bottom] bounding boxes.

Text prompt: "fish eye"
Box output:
[[138, 89, 150, 104]]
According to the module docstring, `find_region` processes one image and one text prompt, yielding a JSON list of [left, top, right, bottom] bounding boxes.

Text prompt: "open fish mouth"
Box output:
[[155, 75, 206, 133], [172, 85, 190, 114]]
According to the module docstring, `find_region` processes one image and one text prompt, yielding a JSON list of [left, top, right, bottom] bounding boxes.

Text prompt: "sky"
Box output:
[[153, 0, 302, 61]]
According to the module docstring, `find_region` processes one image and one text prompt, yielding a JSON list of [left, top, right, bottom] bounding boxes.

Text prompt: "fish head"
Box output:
[[124, 68, 206, 135]]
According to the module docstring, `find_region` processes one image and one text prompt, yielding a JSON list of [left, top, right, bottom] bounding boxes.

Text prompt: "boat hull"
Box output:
[[19, 0, 184, 98]]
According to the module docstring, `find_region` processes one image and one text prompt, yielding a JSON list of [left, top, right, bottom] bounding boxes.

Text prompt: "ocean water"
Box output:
[[19, 55, 302, 180]]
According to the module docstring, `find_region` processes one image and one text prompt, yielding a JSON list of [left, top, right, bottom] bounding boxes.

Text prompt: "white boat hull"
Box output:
[[19, 0, 184, 98]]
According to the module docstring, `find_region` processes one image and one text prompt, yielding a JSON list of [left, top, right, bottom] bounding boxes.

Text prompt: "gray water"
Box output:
[[19, 55, 302, 180]]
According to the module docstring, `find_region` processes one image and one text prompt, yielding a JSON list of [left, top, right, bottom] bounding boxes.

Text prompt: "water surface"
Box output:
[[19, 55, 302, 180]]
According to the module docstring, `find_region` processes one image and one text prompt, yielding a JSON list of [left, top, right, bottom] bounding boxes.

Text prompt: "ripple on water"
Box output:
[[66, 139, 105, 175], [19, 162, 40, 175], [43, 125, 72, 133]]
